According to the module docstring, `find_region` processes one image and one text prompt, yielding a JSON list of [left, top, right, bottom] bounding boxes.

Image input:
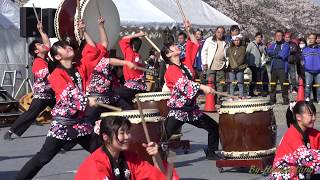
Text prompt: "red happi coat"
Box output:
[[75, 148, 180, 180], [164, 40, 201, 122], [32, 45, 53, 99], [49, 44, 106, 118], [270, 125, 320, 179], [119, 37, 146, 90]]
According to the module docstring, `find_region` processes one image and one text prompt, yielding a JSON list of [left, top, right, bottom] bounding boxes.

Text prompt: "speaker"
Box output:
[[20, 7, 41, 37], [20, 8, 57, 38], [42, 8, 56, 38]]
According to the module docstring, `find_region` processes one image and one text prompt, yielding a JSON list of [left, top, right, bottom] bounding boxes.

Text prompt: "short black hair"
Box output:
[[255, 32, 263, 38], [130, 37, 142, 52], [230, 25, 240, 33], [178, 32, 187, 39], [50, 40, 70, 61], [28, 40, 41, 58], [275, 30, 284, 35], [194, 29, 203, 36], [99, 116, 131, 143], [160, 42, 173, 64]]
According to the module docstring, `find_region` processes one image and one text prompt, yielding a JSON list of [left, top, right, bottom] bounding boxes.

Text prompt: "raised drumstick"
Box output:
[[144, 35, 161, 53], [32, 3, 40, 23]]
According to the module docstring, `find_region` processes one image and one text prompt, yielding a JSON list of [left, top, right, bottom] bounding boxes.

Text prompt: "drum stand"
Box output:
[[215, 155, 274, 176]]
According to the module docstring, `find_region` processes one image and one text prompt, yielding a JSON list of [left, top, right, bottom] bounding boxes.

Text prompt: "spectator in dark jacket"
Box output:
[[266, 30, 290, 105], [225, 25, 240, 43], [284, 32, 299, 93], [303, 33, 320, 103], [297, 38, 307, 79], [193, 29, 205, 81]]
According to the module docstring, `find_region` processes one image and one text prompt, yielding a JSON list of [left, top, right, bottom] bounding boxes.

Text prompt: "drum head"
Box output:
[[100, 109, 164, 124], [133, 91, 171, 102], [55, 0, 77, 41], [76, 0, 120, 48], [219, 98, 273, 114]]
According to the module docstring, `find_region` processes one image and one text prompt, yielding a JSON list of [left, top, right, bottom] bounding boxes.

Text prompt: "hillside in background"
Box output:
[[204, 0, 320, 39]]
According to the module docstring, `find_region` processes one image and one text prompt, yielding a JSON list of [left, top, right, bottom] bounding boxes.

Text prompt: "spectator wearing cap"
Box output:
[[227, 34, 247, 97]]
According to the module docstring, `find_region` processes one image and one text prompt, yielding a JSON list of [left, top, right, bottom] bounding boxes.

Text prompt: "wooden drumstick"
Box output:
[[76, 0, 81, 19], [211, 89, 239, 99], [135, 94, 165, 173], [175, 0, 187, 21], [95, 0, 102, 17], [97, 103, 122, 112], [32, 3, 40, 23], [144, 35, 161, 53], [165, 151, 176, 180]]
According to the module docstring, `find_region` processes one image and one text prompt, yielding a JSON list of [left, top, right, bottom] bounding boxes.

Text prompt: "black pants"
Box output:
[[164, 114, 219, 151], [114, 86, 146, 105], [10, 98, 55, 136], [249, 66, 268, 96], [16, 135, 94, 180], [270, 69, 289, 103]]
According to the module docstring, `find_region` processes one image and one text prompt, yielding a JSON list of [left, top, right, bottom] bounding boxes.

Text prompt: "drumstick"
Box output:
[[76, 0, 81, 20], [135, 94, 165, 173], [32, 3, 40, 23], [175, 0, 187, 21], [95, 0, 102, 17], [211, 89, 239, 99], [144, 35, 161, 53], [97, 103, 122, 112], [165, 151, 176, 180]]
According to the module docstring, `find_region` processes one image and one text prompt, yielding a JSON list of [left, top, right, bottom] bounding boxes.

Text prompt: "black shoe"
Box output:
[[203, 147, 221, 160], [3, 131, 13, 141]]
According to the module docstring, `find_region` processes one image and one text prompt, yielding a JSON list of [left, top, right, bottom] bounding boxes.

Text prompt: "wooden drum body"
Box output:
[[133, 92, 171, 117], [101, 109, 164, 164], [219, 99, 277, 159]]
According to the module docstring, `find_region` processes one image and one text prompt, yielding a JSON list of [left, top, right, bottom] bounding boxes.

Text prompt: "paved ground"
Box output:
[[2, 93, 320, 180]]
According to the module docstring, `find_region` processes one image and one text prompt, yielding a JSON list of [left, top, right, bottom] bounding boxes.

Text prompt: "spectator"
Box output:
[[246, 32, 268, 97], [297, 38, 307, 79], [227, 34, 247, 97], [193, 29, 205, 81], [266, 30, 290, 105], [284, 32, 299, 94], [201, 26, 228, 103], [177, 32, 187, 61], [226, 25, 240, 43], [303, 33, 320, 103], [316, 33, 320, 45]]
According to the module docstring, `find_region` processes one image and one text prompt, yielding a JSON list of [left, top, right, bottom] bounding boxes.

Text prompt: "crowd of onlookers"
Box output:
[[145, 25, 320, 105]]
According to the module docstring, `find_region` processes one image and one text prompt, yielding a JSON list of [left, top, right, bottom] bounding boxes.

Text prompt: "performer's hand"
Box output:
[[142, 142, 159, 156], [88, 97, 97, 107], [98, 17, 105, 25], [37, 21, 44, 33], [183, 19, 191, 30], [94, 120, 101, 135], [138, 31, 147, 37], [200, 85, 214, 94], [78, 19, 86, 32], [125, 61, 136, 69]]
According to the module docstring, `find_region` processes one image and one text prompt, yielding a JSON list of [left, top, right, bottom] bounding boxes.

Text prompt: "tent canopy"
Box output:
[[24, 0, 237, 30], [147, 0, 238, 29]]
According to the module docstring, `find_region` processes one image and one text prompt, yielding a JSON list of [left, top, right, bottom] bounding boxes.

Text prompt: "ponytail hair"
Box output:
[[286, 101, 316, 128]]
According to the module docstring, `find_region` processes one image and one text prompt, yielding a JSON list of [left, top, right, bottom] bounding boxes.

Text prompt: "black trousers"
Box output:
[[16, 135, 94, 180], [249, 66, 268, 96], [10, 98, 55, 136], [270, 69, 289, 103], [114, 86, 146, 105], [164, 114, 219, 151]]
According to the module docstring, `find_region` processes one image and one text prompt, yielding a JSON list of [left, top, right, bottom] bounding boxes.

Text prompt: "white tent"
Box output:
[[0, 0, 27, 97], [25, 0, 237, 30], [147, 0, 238, 29]]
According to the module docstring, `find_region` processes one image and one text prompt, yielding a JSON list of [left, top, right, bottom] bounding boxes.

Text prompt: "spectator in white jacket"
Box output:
[[201, 26, 229, 103]]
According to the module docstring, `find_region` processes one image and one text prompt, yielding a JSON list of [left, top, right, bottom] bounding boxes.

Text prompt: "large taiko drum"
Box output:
[[218, 98, 277, 159], [133, 92, 171, 117], [55, 0, 120, 48], [100, 109, 164, 164]]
